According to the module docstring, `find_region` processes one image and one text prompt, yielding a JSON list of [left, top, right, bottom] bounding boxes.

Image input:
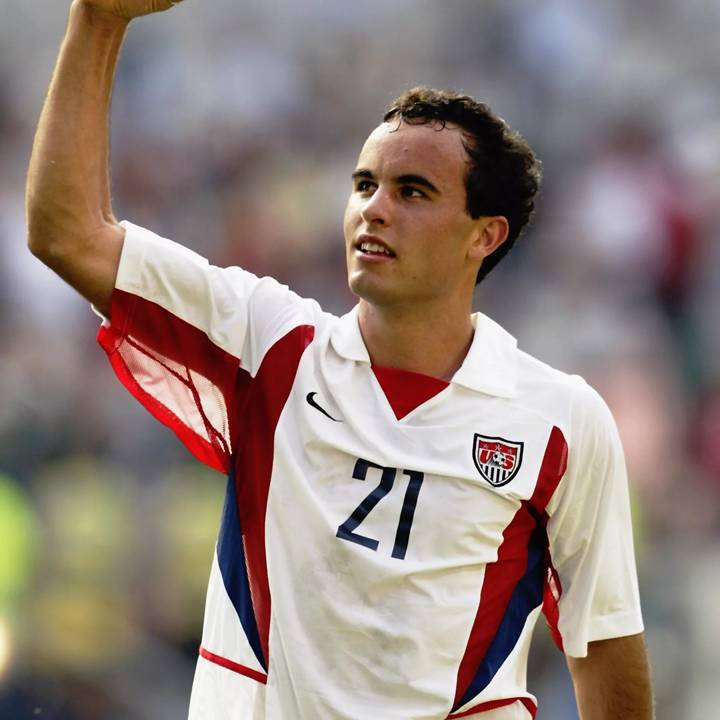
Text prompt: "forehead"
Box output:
[[356, 121, 469, 186]]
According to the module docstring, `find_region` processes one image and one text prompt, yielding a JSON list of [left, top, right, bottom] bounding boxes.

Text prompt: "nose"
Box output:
[[360, 187, 391, 226]]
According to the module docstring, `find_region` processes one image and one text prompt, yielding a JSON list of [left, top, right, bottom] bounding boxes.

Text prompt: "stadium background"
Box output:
[[2, 0, 719, 717]]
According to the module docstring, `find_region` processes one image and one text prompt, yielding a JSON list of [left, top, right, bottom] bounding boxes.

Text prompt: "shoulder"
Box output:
[[511, 348, 626, 518], [512, 344, 616, 450]]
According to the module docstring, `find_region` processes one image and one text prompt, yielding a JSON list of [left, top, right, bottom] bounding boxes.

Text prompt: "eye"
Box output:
[[401, 185, 426, 199], [354, 179, 376, 193]]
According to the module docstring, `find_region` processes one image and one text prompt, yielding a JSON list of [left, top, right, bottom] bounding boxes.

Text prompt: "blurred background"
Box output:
[[1, 0, 719, 717]]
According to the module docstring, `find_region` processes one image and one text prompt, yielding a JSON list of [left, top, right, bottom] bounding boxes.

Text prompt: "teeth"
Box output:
[[360, 242, 391, 255]]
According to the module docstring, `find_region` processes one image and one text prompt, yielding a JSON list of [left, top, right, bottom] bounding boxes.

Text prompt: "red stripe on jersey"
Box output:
[[98, 290, 244, 473], [542, 561, 564, 652], [372, 365, 449, 420], [199, 646, 268, 684], [447, 696, 537, 718], [527, 427, 568, 514], [453, 426, 568, 708], [234, 325, 315, 666]]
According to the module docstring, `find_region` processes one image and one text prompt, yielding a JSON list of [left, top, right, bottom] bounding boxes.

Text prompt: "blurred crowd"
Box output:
[[1, 0, 719, 718]]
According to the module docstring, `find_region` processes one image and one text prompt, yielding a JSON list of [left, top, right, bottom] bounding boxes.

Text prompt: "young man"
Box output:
[[26, 1, 654, 718]]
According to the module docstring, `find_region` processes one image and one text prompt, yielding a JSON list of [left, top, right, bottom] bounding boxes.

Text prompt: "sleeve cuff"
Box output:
[[563, 611, 645, 658]]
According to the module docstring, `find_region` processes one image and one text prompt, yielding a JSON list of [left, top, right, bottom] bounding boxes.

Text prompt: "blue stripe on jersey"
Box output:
[[217, 470, 267, 671], [455, 521, 547, 710]]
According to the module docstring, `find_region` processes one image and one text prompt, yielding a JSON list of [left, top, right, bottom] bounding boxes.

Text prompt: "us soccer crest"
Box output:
[[473, 434, 524, 487]]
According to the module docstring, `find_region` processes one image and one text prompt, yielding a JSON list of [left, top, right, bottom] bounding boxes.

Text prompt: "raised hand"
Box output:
[[78, 0, 182, 20]]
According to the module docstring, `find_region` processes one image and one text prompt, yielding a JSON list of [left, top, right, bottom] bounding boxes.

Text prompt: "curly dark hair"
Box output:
[[383, 87, 542, 283]]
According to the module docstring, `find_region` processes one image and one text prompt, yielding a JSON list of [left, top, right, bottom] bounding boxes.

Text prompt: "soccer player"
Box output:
[[26, 1, 654, 718]]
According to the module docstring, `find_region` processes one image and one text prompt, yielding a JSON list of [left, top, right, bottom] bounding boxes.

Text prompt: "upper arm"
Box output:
[[29, 220, 124, 318], [567, 633, 654, 720]]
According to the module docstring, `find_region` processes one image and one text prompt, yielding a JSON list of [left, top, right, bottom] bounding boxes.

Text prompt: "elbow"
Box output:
[[25, 183, 115, 264], [25, 202, 84, 267], [26, 197, 59, 262], [27, 227, 48, 260], [27, 224, 83, 272], [26, 221, 59, 265], [26, 224, 51, 263], [26, 217, 82, 272], [25, 185, 81, 263]]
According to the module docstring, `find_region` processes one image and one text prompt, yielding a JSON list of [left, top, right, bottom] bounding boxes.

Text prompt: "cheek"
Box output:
[[421, 221, 472, 272], [343, 200, 358, 242]]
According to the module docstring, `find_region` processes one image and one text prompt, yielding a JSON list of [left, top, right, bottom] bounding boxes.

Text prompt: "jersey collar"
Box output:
[[452, 313, 518, 397], [331, 306, 370, 363], [331, 306, 518, 398]]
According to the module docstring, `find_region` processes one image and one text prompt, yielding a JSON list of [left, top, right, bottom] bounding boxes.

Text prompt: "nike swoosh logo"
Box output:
[[306, 392, 342, 422]]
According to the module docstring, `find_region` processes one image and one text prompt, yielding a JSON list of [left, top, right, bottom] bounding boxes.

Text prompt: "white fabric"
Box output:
[[116, 221, 320, 379], [107, 222, 644, 719]]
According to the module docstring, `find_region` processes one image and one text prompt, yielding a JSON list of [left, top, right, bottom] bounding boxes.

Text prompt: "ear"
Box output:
[[466, 216, 509, 262]]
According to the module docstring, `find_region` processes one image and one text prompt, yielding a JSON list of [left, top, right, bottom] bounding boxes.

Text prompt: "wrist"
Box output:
[[69, 1, 132, 35]]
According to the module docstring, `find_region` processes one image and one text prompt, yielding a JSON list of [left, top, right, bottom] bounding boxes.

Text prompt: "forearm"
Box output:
[[568, 634, 654, 720], [26, 1, 128, 254]]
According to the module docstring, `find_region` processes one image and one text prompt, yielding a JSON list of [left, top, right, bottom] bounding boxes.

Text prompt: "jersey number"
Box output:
[[336, 458, 424, 560]]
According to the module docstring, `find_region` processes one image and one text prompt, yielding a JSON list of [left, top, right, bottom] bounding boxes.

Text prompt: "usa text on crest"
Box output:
[[473, 434, 524, 487]]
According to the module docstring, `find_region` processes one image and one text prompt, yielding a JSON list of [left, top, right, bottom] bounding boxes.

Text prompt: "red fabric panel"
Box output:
[[99, 324, 224, 472], [234, 325, 315, 666], [106, 289, 242, 410], [372, 365, 449, 420], [447, 696, 537, 718], [542, 562, 564, 652], [199, 646, 268, 684], [97, 289, 245, 473], [453, 426, 568, 708]]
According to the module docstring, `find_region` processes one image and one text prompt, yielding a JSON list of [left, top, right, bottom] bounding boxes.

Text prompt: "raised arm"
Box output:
[[25, 0, 180, 317], [567, 632, 654, 720]]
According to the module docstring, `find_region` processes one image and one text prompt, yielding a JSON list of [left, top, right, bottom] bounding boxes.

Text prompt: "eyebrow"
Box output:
[[351, 169, 440, 195]]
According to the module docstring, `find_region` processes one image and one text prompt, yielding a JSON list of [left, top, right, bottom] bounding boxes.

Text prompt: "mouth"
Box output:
[[354, 234, 396, 258]]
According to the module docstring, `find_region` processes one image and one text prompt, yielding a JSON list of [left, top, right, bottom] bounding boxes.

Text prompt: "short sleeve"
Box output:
[[97, 221, 312, 474], [543, 382, 644, 657]]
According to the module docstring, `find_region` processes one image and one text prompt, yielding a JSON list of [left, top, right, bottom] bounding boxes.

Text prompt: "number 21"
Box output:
[[336, 458, 424, 560]]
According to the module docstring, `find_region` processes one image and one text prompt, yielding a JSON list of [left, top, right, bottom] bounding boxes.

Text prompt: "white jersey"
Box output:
[[98, 222, 644, 720]]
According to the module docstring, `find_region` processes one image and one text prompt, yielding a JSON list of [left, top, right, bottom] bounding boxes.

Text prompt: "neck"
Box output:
[[357, 298, 475, 381]]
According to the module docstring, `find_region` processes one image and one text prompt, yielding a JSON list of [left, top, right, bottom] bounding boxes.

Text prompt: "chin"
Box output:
[[348, 273, 394, 306]]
